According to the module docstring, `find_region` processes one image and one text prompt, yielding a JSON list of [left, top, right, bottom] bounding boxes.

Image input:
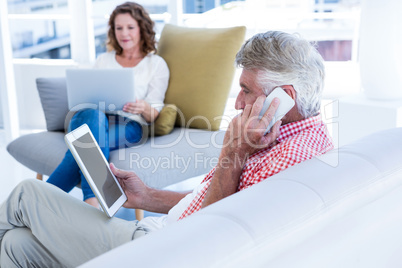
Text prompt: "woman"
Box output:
[[47, 2, 169, 208]]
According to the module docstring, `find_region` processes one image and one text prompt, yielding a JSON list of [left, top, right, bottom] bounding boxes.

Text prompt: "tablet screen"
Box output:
[[72, 133, 122, 207]]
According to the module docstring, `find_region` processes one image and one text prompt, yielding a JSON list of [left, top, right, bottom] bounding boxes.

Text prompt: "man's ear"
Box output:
[[281, 85, 296, 101]]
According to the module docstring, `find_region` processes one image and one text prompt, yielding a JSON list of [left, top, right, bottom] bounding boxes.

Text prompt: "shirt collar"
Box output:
[[277, 115, 322, 143]]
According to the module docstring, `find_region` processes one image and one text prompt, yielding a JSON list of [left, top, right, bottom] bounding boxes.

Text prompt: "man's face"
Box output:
[[235, 69, 266, 111]]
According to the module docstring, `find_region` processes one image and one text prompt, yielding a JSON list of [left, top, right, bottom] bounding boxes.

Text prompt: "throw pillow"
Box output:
[[148, 104, 178, 136], [157, 24, 246, 131], [36, 77, 69, 132]]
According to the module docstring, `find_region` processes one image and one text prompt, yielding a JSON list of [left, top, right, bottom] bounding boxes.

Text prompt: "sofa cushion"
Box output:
[[148, 104, 178, 136], [36, 77, 69, 131], [109, 127, 225, 188], [7, 128, 225, 189], [6, 131, 67, 175], [157, 24, 246, 131]]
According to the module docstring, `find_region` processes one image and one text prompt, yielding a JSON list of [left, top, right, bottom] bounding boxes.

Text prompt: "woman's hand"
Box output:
[[123, 100, 159, 123], [110, 163, 148, 209], [123, 100, 149, 115]]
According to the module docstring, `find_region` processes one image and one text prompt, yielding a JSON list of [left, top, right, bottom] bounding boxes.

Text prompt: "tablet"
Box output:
[[64, 124, 127, 217]]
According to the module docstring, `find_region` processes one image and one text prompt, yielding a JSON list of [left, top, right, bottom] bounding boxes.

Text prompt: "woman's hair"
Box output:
[[235, 31, 325, 119], [107, 2, 156, 56]]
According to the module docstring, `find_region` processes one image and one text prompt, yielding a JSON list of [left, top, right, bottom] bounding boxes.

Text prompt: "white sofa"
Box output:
[[80, 127, 402, 268]]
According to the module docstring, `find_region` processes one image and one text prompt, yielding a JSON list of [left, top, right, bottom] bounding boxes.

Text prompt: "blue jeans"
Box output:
[[47, 109, 143, 201]]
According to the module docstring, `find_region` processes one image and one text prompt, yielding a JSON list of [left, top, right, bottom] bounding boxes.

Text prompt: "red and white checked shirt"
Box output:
[[178, 115, 334, 220]]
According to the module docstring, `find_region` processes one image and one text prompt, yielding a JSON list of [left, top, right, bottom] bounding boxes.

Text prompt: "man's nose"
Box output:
[[235, 99, 245, 110], [235, 92, 245, 110]]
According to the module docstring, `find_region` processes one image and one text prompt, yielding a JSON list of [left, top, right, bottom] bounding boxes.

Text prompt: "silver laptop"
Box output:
[[66, 69, 136, 111]]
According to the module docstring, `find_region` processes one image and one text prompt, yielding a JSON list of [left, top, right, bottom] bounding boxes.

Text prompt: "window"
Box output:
[[6, 0, 361, 61], [8, 0, 71, 59], [183, 0, 360, 62]]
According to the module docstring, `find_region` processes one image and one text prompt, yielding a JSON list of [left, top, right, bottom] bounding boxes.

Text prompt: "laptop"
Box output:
[[66, 68, 136, 111]]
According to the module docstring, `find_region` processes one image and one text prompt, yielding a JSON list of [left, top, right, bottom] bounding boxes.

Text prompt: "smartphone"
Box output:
[[258, 87, 295, 134]]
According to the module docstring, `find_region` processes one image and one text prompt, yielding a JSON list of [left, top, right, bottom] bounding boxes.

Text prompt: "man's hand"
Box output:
[[110, 163, 148, 209], [110, 163, 188, 214], [222, 95, 282, 163], [201, 96, 282, 208]]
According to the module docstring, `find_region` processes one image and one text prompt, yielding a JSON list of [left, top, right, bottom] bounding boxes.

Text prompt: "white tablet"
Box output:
[[64, 124, 127, 217]]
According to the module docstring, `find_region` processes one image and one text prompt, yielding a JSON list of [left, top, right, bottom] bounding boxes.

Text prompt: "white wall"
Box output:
[[0, 60, 77, 130]]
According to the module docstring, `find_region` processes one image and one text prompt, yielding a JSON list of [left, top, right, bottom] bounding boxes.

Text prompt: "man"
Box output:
[[0, 31, 333, 267]]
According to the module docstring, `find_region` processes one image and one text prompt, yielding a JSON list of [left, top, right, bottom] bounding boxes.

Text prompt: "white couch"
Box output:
[[80, 127, 402, 268]]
